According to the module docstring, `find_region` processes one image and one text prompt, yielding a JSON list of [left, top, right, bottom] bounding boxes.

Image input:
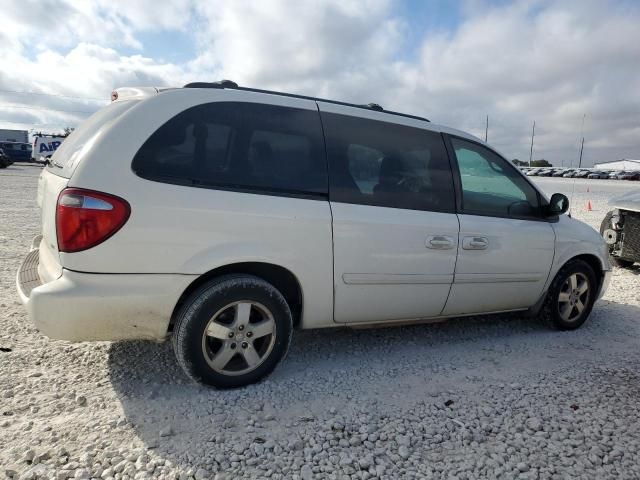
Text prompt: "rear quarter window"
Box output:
[[132, 102, 328, 197]]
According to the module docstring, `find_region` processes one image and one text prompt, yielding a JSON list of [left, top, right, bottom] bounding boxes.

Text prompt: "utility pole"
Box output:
[[485, 115, 488, 142], [578, 114, 586, 168], [528, 121, 536, 167]]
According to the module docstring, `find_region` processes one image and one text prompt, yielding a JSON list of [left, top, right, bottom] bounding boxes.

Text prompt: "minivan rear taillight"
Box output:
[[56, 188, 130, 253]]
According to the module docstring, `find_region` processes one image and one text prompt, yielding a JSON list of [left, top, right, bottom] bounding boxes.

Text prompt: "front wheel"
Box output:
[[541, 259, 598, 330], [172, 274, 293, 388]]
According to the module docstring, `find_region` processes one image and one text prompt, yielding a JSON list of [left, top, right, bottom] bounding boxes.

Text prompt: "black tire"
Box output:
[[600, 211, 635, 268], [172, 274, 293, 388], [540, 259, 598, 330]]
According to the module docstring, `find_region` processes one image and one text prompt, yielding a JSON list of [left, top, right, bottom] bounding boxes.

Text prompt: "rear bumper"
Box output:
[[17, 242, 196, 342]]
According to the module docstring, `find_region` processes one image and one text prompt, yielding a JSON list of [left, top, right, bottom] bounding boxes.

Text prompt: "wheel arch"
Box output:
[[169, 262, 304, 330], [530, 252, 606, 318], [570, 253, 605, 290]]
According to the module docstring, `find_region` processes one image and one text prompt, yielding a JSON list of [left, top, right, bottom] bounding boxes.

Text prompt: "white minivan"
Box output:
[[17, 81, 611, 387]]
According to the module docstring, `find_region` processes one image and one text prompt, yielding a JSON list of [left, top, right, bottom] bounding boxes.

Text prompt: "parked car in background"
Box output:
[[608, 170, 625, 180], [526, 169, 540, 176], [574, 169, 591, 178], [601, 191, 640, 268], [552, 169, 569, 177], [588, 171, 608, 179], [17, 81, 612, 388], [537, 169, 554, 177], [0, 141, 33, 162], [0, 148, 13, 168], [563, 169, 579, 178], [618, 171, 640, 180]]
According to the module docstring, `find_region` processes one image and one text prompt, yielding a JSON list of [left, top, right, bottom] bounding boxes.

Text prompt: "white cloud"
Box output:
[[0, 44, 187, 131], [1, 0, 639, 165], [189, 0, 404, 95], [391, 0, 640, 164]]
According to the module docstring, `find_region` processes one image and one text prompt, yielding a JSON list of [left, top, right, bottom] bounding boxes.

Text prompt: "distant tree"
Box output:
[[61, 127, 75, 137], [512, 159, 527, 166], [530, 159, 552, 167]]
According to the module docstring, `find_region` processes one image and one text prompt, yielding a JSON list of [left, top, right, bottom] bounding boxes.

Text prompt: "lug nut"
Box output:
[[241, 342, 248, 349], [228, 331, 234, 338], [238, 325, 245, 331], [246, 332, 253, 338], [230, 343, 236, 349]]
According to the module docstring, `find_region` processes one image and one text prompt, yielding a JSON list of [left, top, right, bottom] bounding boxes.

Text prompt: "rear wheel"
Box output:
[[541, 259, 597, 330], [172, 274, 293, 388]]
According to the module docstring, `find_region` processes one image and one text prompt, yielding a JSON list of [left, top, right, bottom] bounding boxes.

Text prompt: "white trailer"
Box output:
[[32, 136, 66, 161]]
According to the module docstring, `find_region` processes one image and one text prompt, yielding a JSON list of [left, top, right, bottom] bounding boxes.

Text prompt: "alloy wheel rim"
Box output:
[[202, 301, 276, 376], [557, 272, 590, 322]]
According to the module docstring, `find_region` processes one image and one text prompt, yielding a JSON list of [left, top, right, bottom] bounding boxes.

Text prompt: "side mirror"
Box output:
[[548, 193, 569, 216]]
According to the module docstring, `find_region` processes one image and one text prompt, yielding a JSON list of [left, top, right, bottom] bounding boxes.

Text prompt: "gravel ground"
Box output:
[[1, 165, 639, 480]]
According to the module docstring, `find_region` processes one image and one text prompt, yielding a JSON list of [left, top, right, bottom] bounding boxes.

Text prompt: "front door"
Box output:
[[442, 136, 555, 315], [318, 103, 460, 323]]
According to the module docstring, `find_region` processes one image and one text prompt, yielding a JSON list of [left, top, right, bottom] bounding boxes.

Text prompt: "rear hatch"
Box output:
[[37, 101, 138, 281]]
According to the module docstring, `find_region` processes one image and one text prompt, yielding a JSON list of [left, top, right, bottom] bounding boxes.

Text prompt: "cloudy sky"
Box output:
[[1, 0, 639, 166]]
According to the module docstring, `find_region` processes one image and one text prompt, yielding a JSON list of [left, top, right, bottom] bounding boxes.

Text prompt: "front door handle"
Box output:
[[462, 236, 489, 250], [426, 235, 455, 250]]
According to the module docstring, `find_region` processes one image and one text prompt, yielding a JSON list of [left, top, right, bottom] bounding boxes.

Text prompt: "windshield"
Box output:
[[47, 101, 137, 178]]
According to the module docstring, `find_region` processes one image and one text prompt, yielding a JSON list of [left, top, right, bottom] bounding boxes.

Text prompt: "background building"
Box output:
[[0, 129, 28, 143], [594, 159, 640, 170]]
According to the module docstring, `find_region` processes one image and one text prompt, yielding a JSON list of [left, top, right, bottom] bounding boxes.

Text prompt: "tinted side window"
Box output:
[[133, 102, 327, 197], [451, 137, 540, 218], [322, 112, 455, 213]]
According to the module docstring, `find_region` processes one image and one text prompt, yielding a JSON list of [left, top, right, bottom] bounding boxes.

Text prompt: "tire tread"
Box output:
[[172, 274, 293, 387], [539, 259, 597, 330]]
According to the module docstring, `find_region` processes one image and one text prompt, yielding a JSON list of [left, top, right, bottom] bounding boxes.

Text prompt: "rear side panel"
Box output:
[[64, 89, 335, 329]]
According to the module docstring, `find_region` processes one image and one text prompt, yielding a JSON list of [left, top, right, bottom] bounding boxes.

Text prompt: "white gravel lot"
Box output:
[[1, 165, 639, 480]]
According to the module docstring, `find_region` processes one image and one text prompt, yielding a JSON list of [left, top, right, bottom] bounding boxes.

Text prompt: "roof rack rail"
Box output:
[[182, 81, 429, 122], [184, 79, 238, 89]]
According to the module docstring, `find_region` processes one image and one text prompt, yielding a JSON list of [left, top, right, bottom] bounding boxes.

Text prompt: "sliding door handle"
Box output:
[[462, 236, 489, 250], [426, 235, 455, 250]]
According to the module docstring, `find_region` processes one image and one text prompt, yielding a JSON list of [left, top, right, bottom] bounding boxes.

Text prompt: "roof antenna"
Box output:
[[569, 113, 587, 217], [485, 115, 488, 142]]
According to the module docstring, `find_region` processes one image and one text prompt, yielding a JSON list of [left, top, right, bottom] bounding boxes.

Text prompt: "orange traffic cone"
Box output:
[[586, 200, 593, 211]]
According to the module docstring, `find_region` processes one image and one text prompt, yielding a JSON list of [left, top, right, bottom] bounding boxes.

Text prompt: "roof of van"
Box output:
[[113, 80, 429, 123], [111, 80, 486, 148]]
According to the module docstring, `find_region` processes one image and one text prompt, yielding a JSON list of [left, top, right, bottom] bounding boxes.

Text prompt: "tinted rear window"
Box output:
[[321, 112, 455, 213], [132, 102, 327, 197], [46, 101, 137, 178]]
